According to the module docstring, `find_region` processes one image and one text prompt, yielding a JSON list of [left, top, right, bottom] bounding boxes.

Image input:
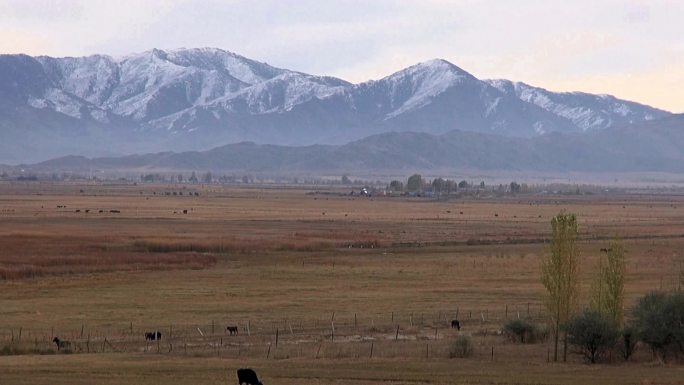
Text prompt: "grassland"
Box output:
[[1, 182, 684, 384]]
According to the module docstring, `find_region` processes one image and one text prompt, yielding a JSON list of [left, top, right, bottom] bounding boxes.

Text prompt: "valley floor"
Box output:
[[1, 183, 684, 384]]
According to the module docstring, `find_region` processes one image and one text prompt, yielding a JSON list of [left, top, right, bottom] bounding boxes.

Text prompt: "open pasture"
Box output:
[[1, 182, 684, 384]]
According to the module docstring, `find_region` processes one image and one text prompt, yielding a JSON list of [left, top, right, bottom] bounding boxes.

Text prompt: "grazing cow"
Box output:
[[144, 331, 162, 341], [451, 319, 461, 330], [226, 326, 238, 335], [237, 368, 262, 385], [52, 337, 71, 351]]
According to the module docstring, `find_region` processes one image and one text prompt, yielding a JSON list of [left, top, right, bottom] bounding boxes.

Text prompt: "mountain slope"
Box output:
[[0, 48, 672, 163], [18, 115, 684, 174], [486, 79, 668, 133]]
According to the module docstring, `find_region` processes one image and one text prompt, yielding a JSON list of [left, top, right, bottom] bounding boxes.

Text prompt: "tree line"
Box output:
[[539, 212, 684, 364], [388, 174, 527, 195]]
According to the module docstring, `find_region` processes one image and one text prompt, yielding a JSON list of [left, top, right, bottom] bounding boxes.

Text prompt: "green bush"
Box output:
[[618, 326, 637, 361], [631, 291, 684, 361], [565, 309, 619, 363], [504, 319, 543, 343], [448, 335, 473, 358]]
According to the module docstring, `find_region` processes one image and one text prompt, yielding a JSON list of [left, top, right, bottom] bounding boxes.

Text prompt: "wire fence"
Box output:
[[1, 303, 549, 359]]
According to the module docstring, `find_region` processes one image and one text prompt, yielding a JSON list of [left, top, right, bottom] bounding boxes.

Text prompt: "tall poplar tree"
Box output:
[[590, 240, 627, 326], [541, 212, 580, 362]]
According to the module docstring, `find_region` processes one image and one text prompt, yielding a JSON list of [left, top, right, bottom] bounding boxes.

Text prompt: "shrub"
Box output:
[[504, 319, 541, 344], [448, 335, 473, 358], [631, 291, 684, 361], [565, 309, 619, 363], [618, 326, 637, 361]]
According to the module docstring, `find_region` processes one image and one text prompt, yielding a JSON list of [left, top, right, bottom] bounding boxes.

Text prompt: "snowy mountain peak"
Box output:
[[0, 48, 673, 164], [389, 58, 474, 81]]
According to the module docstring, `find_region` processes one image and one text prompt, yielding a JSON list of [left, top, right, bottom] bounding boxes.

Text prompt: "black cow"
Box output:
[[238, 369, 263, 385], [237, 368, 262, 385], [451, 319, 461, 330], [52, 337, 71, 351], [145, 331, 162, 341], [227, 326, 238, 335]]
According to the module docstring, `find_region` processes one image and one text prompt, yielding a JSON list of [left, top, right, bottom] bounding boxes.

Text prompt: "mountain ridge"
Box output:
[[0, 48, 672, 163], [10, 114, 684, 174]]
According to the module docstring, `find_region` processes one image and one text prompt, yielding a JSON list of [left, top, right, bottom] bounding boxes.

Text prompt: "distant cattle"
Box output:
[[451, 319, 461, 330], [110, 209, 121, 213], [237, 368, 262, 385], [226, 326, 238, 335], [600, 248, 613, 253], [182, 209, 188, 214], [144, 331, 162, 341], [52, 337, 71, 351]]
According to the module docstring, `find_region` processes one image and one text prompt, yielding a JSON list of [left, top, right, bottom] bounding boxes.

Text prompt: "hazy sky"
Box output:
[[1, 0, 682, 112]]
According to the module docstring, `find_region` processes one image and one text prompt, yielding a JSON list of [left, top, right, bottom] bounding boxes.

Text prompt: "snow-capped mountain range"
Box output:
[[0, 47, 671, 163]]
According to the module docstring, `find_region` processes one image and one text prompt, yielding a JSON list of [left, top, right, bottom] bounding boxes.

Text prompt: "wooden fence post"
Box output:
[[369, 342, 373, 358], [331, 322, 335, 342], [395, 325, 400, 341]]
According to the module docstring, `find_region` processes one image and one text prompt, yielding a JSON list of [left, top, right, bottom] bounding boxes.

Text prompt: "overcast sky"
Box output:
[[1, 0, 682, 112]]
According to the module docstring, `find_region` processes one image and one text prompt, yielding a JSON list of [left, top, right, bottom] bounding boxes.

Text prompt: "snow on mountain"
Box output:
[[0, 48, 673, 163], [485, 79, 670, 131], [360, 59, 474, 118]]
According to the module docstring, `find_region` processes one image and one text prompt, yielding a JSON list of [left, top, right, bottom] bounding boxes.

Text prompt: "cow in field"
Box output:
[[145, 331, 162, 341], [52, 337, 71, 351], [226, 326, 238, 335], [451, 319, 461, 330], [237, 368, 262, 385]]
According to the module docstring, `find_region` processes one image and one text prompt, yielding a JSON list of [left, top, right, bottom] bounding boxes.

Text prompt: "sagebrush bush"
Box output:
[[448, 335, 473, 358], [565, 309, 619, 364], [630, 291, 684, 361], [503, 318, 543, 344]]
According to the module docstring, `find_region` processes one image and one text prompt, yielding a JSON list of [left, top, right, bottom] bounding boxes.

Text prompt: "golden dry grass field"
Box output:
[[1, 182, 684, 384]]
